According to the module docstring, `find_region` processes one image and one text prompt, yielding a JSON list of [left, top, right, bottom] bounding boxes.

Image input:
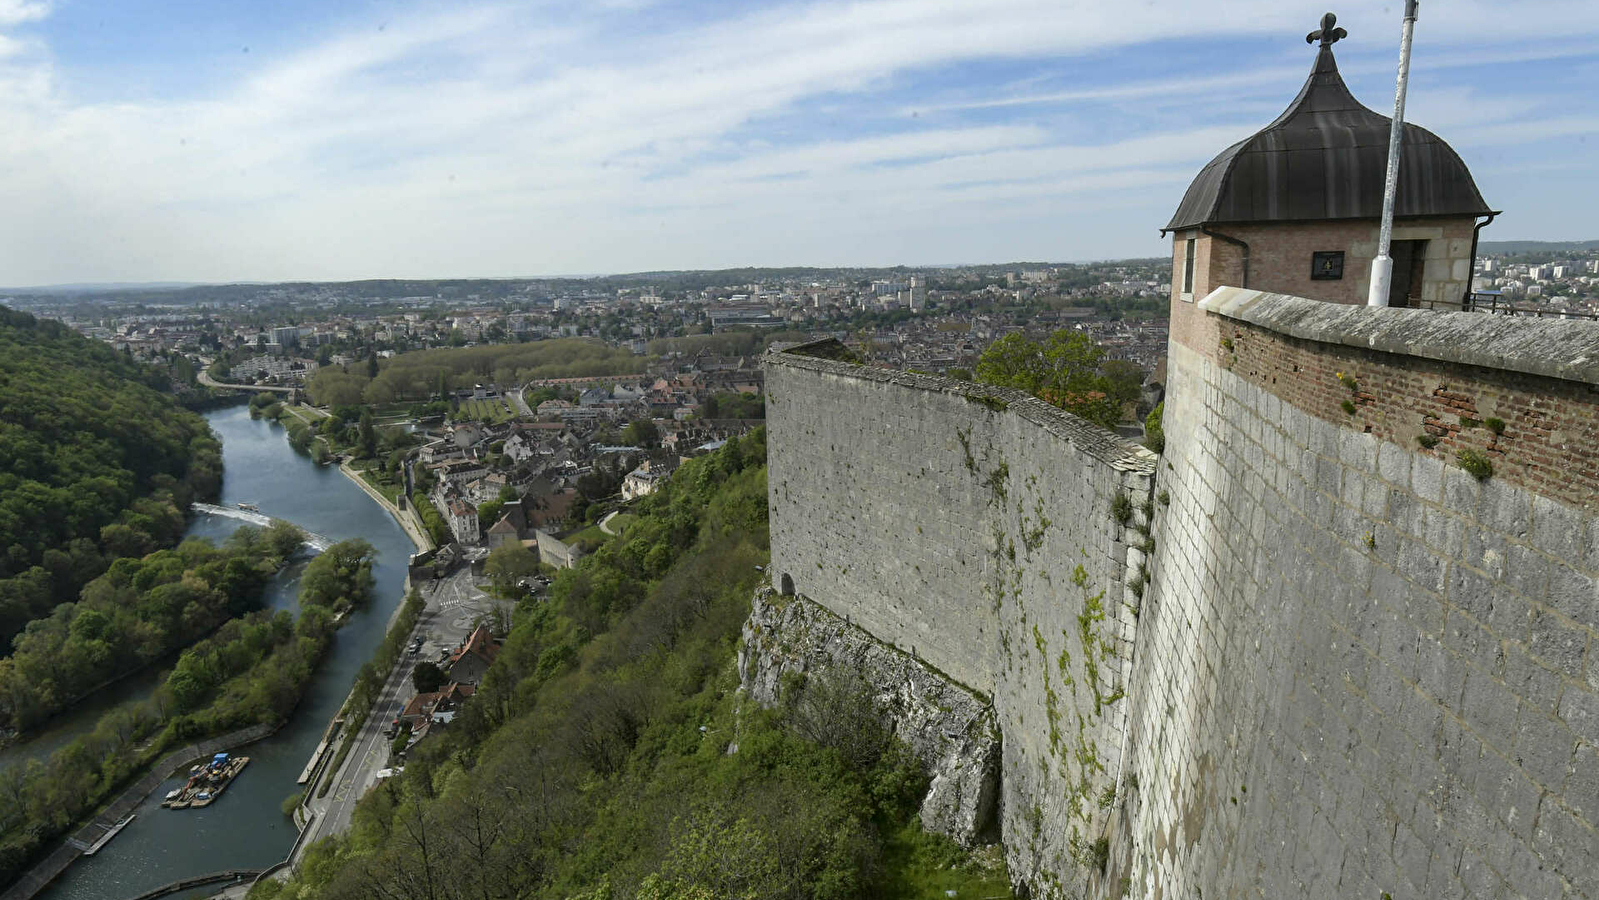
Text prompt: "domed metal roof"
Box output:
[[1163, 16, 1495, 233]]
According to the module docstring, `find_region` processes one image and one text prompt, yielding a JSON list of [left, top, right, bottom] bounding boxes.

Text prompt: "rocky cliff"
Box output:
[[737, 586, 1002, 847]]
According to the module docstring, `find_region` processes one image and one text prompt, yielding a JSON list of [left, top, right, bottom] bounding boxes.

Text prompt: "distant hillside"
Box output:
[[1478, 239, 1599, 255], [0, 307, 221, 641]]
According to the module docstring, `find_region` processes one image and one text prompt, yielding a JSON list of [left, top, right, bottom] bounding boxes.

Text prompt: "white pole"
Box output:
[[1368, 0, 1420, 308]]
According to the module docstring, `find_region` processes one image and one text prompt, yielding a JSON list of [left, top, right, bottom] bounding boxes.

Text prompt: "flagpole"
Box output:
[[1368, 0, 1420, 308]]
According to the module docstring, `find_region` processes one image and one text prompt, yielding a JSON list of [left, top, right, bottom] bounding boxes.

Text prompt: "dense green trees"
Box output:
[[306, 340, 646, 406], [621, 418, 660, 447], [0, 308, 222, 643], [297, 540, 377, 614], [0, 537, 341, 889], [974, 330, 1137, 429], [411, 493, 450, 547], [698, 391, 765, 420], [0, 521, 307, 732], [485, 542, 539, 594], [411, 661, 446, 694]]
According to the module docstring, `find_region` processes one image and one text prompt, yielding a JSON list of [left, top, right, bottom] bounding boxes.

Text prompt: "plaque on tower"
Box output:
[[1311, 251, 1345, 280]]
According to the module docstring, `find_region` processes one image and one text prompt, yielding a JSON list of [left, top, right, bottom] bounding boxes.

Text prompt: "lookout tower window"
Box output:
[[1182, 238, 1196, 298]]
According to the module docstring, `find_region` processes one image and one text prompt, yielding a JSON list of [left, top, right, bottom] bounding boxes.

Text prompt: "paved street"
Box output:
[[296, 568, 508, 850]]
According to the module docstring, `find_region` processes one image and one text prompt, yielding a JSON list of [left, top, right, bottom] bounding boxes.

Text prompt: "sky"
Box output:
[[0, 0, 1595, 285]]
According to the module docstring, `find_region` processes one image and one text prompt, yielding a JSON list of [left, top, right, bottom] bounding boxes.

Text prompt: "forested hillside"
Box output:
[[0, 307, 222, 644], [262, 429, 1007, 900]]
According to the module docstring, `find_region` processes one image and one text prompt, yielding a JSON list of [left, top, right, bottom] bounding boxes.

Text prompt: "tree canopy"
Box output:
[[306, 339, 647, 406], [298, 539, 378, 613], [0, 307, 221, 645], [974, 330, 1135, 429], [485, 542, 540, 594]]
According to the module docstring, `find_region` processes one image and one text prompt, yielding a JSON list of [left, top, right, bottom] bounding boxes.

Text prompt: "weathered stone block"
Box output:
[[1527, 608, 1589, 680], [1546, 562, 1597, 634]]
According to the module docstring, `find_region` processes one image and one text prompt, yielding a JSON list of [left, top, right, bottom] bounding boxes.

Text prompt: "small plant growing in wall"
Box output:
[[1416, 433, 1439, 450], [1341, 399, 1357, 416], [1459, 415, 1482, 430], [1110, 492, 1133, 527], [1143, 402, 1165, 454], [1336, 371, 1359, 393], [1484, 416, 1506, 435], [1456, 448, 1494, 481], [1157, 489, 1170, 506], [968, 392, 1009, 413]]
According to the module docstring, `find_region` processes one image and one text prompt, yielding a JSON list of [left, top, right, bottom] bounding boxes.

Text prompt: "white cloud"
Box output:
[[0, 0, 1593, 283], [0, 0, 47, 27]]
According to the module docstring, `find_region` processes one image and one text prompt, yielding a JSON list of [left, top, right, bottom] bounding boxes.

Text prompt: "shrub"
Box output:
[[1484, 417, 1505, 435], [1456, 448, 1493, 481], [1110, 492, 1133, 527], [1143, 402, 1164, 454]]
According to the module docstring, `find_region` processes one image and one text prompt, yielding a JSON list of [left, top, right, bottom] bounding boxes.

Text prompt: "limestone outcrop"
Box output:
[[737, 587, 1001, 846]]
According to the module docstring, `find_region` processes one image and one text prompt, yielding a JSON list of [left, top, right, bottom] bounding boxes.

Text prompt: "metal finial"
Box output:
[[1306, 12, 1347, 46]]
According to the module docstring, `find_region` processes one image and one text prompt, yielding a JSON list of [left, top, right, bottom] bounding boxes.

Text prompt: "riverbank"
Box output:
[[35, 404, 418, 900], [337, 462, 432, 554], [0, 725, 277, 900]]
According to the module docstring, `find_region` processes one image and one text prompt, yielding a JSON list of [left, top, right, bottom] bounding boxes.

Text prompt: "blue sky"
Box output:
[[0, 0, 1595, 284]]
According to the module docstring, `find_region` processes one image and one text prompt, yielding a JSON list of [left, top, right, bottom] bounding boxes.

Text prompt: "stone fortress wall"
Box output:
[[766, 346, 1156, 888], [761, 297, 1599, 898], [1119, 289, 1599, 900]]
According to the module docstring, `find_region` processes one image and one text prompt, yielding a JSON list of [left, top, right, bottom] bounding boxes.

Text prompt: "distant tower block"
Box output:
[[1162, 12, 1497, 345]]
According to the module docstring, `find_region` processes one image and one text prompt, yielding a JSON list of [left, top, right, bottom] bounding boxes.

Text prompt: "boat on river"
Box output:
[[162, 753, 249, 809], [236, 502, 261, 512]]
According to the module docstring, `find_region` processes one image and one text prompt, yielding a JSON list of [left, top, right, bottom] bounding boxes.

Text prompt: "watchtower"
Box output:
[[1163, 13, 1496, 344]]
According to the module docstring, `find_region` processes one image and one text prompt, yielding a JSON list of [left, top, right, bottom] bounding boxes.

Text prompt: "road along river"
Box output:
[[35, 404, 417, 900]]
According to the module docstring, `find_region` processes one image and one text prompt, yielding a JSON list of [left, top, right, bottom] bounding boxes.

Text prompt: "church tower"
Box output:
[[1163, 13, 1496, 345]]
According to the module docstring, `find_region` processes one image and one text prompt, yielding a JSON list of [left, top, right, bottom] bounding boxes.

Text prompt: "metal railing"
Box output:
[[1458, 292, 1599, 321]]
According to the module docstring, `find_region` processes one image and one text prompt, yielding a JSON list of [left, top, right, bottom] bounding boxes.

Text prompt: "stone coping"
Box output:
[[767, 340, 1156, 475], [1200, 287, 1599, 386]]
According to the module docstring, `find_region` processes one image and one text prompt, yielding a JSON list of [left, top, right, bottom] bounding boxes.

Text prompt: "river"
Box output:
[[35, 404, 417, 900]]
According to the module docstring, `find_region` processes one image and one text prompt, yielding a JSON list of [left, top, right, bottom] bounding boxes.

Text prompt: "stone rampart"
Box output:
[[766, 342, 1156, 890], [764, 308, 1599, 898], [1115, 288, 1599, 899]]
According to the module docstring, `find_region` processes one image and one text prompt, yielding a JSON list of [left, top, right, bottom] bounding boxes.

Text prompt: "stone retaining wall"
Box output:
[[766, 342, 1156, 892]]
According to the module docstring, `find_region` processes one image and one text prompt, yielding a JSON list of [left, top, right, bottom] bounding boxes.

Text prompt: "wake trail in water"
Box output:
[[190, 504, 334, 552]]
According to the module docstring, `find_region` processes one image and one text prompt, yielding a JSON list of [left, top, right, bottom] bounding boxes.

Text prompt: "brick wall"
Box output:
[[1168, 217, 1478, 353]]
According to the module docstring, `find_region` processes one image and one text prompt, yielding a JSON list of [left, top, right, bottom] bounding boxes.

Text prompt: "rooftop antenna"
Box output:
[[1366, 1, 1421, 307]]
